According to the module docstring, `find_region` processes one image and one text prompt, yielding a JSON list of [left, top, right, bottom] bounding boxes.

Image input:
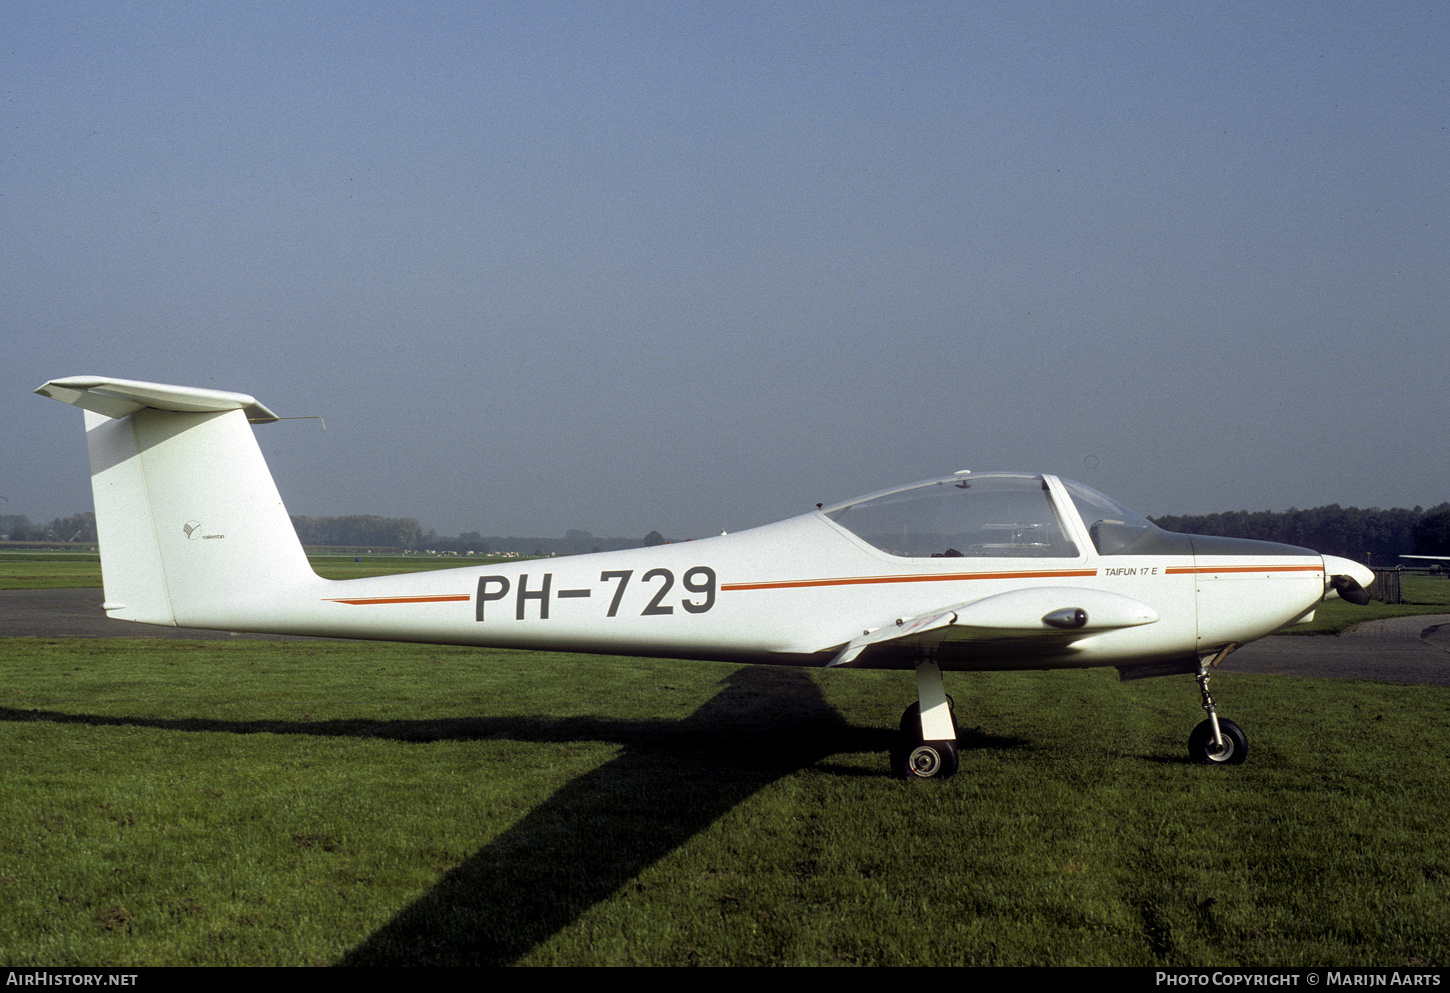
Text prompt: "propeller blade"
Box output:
[[1330, 574, 1372, 606]]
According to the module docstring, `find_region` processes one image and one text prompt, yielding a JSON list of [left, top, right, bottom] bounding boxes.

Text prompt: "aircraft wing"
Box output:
[[818, 587, 1159, 667]]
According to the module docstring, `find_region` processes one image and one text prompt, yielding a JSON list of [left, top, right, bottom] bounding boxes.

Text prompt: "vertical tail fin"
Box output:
[[36, 376, 316, 628]]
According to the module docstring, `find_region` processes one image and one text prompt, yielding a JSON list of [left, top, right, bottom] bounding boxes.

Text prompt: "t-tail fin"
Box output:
[[36, 376, 317, 629]]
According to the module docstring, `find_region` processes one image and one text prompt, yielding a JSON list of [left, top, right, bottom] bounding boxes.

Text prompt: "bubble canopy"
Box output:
[[819, 472, 1158, 559]]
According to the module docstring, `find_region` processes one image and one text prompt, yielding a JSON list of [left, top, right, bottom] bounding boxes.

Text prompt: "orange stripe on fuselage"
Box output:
[[1164, 564, 1324, 576], [721, 569, 1099, 592], [324, 594, 472, 605]]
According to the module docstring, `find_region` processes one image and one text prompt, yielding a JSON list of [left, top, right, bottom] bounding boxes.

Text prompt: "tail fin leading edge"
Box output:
[[36, 376, 314, 628]]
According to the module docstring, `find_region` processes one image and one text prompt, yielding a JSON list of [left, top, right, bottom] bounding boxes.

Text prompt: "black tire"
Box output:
[[1188, 718, 1248, 765], [892, 739, 960, 779]]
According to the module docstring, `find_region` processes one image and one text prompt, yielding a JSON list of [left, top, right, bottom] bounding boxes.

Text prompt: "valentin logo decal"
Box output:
[[183, 521, 224, 540]]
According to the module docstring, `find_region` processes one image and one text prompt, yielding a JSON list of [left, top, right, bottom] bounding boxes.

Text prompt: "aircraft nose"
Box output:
[[1323, 555, 1375, 605]]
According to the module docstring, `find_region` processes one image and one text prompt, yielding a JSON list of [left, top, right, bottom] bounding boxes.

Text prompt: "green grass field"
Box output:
[[2, 637, 1448, 966], [0, 551, 106, 590]]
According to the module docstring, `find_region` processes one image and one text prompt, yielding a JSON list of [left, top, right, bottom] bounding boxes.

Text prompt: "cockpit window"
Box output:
[[824, 473, 1080, 558], [1059, 478, 1157, 555]]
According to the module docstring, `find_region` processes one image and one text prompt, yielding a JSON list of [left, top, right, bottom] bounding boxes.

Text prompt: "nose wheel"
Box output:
[[1189, 717, 1247, 764]]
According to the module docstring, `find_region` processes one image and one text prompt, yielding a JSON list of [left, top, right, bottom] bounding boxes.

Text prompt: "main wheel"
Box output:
[[1188, 718, 1248, 765], [892, 739, 959, 779]]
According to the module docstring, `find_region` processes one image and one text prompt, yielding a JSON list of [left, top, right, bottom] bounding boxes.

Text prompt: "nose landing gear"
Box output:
[[1189, 646, 1247, 766]]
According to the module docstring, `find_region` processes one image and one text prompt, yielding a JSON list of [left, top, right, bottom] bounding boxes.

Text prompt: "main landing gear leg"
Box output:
[[1188, 645, 1247, 765], [892, 658, 960, 779]]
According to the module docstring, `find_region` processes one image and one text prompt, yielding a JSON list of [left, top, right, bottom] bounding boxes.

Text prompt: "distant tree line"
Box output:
[[1150, 504, 1450, 565], [0, 512, 97, 543], [0, 510, 672, 555], [290, 515, 429, 549], [288, 516, 671, 555]]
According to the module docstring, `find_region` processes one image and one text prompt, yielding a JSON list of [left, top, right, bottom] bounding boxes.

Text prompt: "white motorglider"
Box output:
[[37, 376, 1376, 778]]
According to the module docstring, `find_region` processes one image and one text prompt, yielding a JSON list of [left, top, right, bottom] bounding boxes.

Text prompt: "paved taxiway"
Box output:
[[3, 588, 1448, 686], [0, 588, 313, 641]]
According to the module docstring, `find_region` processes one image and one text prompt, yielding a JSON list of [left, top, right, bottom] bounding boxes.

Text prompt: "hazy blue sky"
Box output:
[[5, 1, 1446, 540]]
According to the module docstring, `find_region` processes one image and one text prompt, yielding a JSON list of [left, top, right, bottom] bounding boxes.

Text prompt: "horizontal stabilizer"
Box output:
[[35, 376, 279, 422]]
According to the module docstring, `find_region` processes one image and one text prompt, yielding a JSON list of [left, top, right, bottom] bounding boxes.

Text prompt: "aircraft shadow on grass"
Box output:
[[342, 666, 851, 965], [4, 666, 1028, 965]]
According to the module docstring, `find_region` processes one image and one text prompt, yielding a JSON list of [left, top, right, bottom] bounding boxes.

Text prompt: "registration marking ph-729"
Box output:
[[471, 566, 718, 620]]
